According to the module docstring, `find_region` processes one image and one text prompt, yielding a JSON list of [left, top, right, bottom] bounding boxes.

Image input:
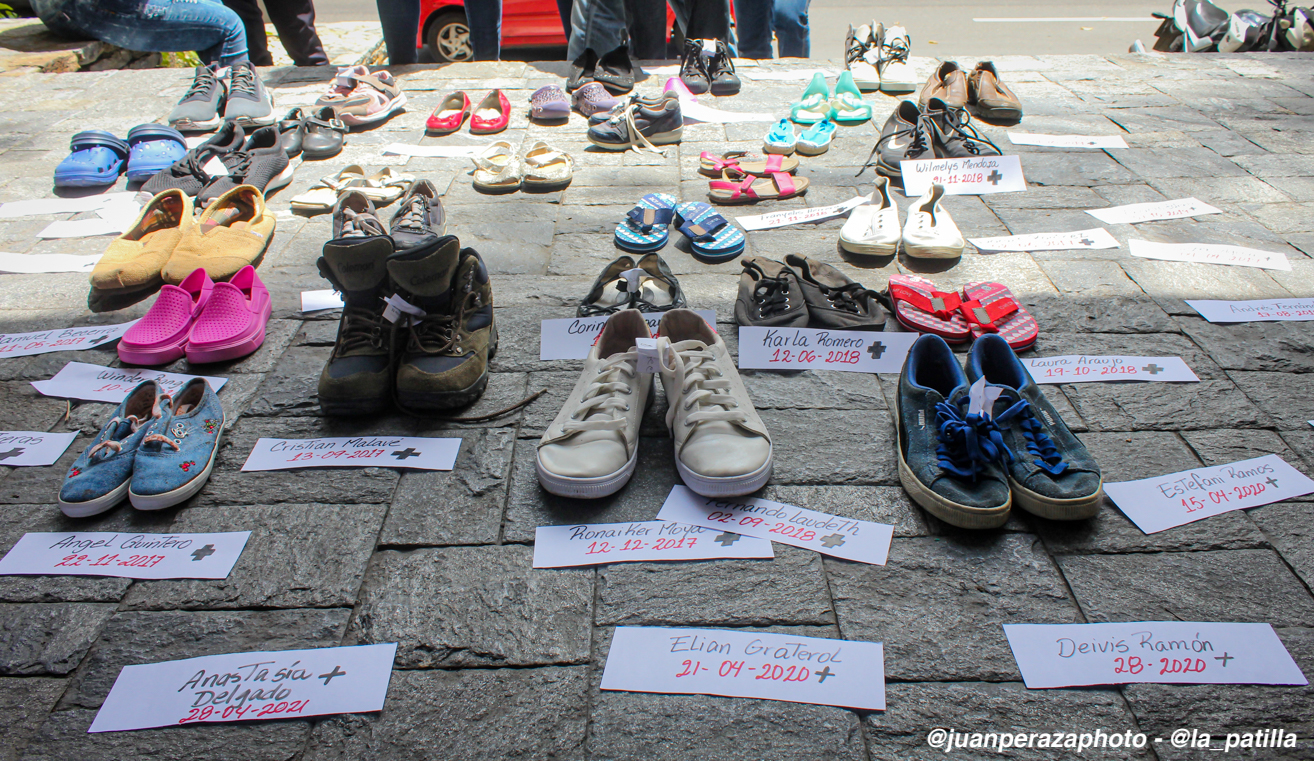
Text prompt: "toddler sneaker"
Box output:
[[58, 381, 172, 517], [317, 66, 407, 126], [734, 257, 809, 329], [784, 255, 886, 330], [91, 189, 194, 294], [118, 268, 215, 366], [185, 265, 272, 364], [128, 378, 225, 510]]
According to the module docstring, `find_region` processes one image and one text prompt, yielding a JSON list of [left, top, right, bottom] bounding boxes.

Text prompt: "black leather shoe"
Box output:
[[708, 40, 741, 95], [594, 44, 635, 94], [301, 105, 347, 160], [277, 108, 304, 157], [567, 48, 598, 93]]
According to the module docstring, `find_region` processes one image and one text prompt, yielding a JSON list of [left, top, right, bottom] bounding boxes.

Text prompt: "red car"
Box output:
[[420, 0, 567, 61]]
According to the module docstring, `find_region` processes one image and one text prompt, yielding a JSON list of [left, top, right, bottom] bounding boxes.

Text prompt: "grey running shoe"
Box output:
[[141, 120, 245, 197], [169, 64, 226, 132], [587, 98, 683, 151], [197, 125, 292, 205], [389, 179, 446, 256], [223, 61, 276, 127]]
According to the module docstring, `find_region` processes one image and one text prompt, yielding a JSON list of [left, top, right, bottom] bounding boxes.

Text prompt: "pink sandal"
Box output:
[[887, 274, 971, 343], [698, 151, 799, 178], [118, 268, 214, 366], [959, 281, 1038, 351], [708, 168, 809, 205], [185, 265, 272, 364]]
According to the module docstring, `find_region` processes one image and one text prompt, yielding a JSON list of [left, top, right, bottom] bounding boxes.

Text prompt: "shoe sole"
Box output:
[[1010, 477, 1104, 521], [118, 338, 189, 366], [676, 452, 773, 498], [171, 116, 223, 132], [854, 79, 881, 92], [795, 143, 831, 157], [588, 126, 683, 151], [395, 325, 498, 411], [230, 113, 278, 128], [896, 427, 1011, 529], [839, 237, 897, 256], [263, 161, 296, 195], [302, 143, 344, 160], [763, 143, 796, 155], [58, 480, 131, 518], [902, 244, 964, 259], [880, 82, 916, 94], [709, 82, 741, 96], [536, 445, 639, 499], [969, 105, 1022, 124], [340, 93, 409, 126], [129, 423, 223, 510]]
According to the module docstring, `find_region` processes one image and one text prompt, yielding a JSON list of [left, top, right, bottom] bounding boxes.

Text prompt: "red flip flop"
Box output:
[[887, 274, 971, 343], [959, 281, 1038, 351]]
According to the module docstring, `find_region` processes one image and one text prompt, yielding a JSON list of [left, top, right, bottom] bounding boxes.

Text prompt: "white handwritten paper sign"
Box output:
[[1104, 454, 1314, 534], [969, 228, 1119, 253], [300, 290, 344, 312], [1007, 133, 1129, 149], [0, 531, 249, 579], [900, 155, 1026, 196], [1085, 197, 1221, 225], [241, 436, 461, 472], [656, 485, 894, 565], [736, 196, 869, 231], [737, 326, 916, 374], [0, 322, 135, 359], [0, 431, 77, 466], [601, 626, 885, 710], [539, 309, 716, 361], [1020, 356, 1199, 384], [0, 253, 103, 274], [533, 521, 773, 568], [1129, 239, 1291, 271], [89, 643, 397, 733], [31, 362, 227, 403], [1186, 298, 1314, 323], [1004, 622, 1307, 689]]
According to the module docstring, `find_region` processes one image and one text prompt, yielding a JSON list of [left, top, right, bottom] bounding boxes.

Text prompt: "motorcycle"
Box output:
[[1132, 0, 1314, 52]]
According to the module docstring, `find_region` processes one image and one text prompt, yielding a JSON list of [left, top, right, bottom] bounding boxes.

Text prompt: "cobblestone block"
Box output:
[[0, 603, 114, 675]]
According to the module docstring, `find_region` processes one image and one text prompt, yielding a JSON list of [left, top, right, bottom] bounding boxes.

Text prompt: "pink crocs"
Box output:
[[118, 268, 214, 366], [184, 265, 272, 364]]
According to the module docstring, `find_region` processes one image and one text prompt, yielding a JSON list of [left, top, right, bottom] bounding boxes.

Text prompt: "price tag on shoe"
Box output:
[[31, 362, 227, 403], [1020, 355, 1199, 384], [0, 322, 135, 359], [633, 338, 663, 374], [736, 326, 917, 374], [0, 531, 250, 580], [241, 436, 461, 472], [539, 309, 716, 361], [1104, 454, 1314, 534], [900, 155, 1026, 196], [600, 626, 885, 710], [0, 431, 77, 466], [533, 521, 773, 568]]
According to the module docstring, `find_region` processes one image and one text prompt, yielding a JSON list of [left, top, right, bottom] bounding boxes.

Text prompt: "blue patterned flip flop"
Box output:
[[615, 193, 677, 253], [674, 201, 745, 261]]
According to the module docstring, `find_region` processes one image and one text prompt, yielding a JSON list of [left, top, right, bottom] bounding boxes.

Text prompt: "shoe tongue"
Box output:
[[321, 244, 391, 292], [387, 237, 461, 304]]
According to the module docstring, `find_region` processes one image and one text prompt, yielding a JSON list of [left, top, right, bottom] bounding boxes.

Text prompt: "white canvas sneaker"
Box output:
[[840, 175, 901, 255], [878, 26, 916, 94], [902, 183, 965, 259], [536, 309, 653, 498], [656, 309, 772, 497], [845, 23, 881, 92]]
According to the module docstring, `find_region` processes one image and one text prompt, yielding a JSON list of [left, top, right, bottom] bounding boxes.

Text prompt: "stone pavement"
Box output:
[[1, 52, 1314, 760]]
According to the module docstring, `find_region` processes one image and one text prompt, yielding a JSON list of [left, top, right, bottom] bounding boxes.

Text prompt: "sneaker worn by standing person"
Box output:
[[128, 378, 224, 510], [859, 100, 932, 179], [966, 334, 1102, 519], [169, 63, 227, 132], [657, 309, 773, 497], [588, 98, 683, 152], [162, 185, 276, 284], [840, 175, 901, 255], [317, 191, 395, 415], [784, 255, 886, 330], [708, 40, 740, 95], [536, 309, 653, 498], [902, 183, 965, 259], [185, 265, 272, 364], [389, 179, 446, 256], [919, 61, 969, 110], [117, 268, 214, 365], [141, 120, 244, 197], [877, 26, 916, 93], [923, 98, 1001, 159], [198, 125, 293, 205], [58, 380, 171, 517], [735, 257, 808, 328], [594, 44, 636, 95], [845, 24, 881, 92], [967, 62, 1023, 123], [679, 38, 710, 95], [223, 61, 275, 127], [567, 49, 599, 93], [897, 334, 1012, 529], [92, 189, 194, 294], [317, 66, 407, 126]]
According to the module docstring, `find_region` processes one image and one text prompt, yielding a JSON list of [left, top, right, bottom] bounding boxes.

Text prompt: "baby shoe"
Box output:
[[129, 378, 224, 510], [185, 265, 272, 364], [530, 85, 570, 121], [796, 118, 837, 156], [118, 268, 215, 366], [763, 118, 798, 155], [58, 381, 172, 517]]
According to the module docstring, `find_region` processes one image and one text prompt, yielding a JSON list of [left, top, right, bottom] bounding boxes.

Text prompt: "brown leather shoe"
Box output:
[[968, 61, 1023, 123], [917, 61, 968, 110]]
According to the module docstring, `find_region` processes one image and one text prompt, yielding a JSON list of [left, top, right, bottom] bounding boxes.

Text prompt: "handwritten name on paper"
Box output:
[[539, 310, 717, 361], [533, 521, 773, 567], [1129, 239, 1290, 271], [1085, 197, 1221, 225], [0, 323, 134, 358], [1187, 298, 1314, 323], [0, 531, 250, 580], [241, 436, 461, 472], [1020, 355, 1199, 384], [31, 362, 226, 403], [900, 155, 1026, 195], [736, 326, 916, 374]]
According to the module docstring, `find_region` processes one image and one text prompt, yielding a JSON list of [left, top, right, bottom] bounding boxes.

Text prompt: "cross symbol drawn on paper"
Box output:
[[867, 342, 886, 360], [88, 335, 109, 345], [1079, 237, 1096, 247], [191, 544, 215, 561], [714, 532, 740, 547], [1266, 477, 1280, 488], [1215, 653, 1234, 667], [1141, 364, 1164, 375], [815, 666, 835, 683], [987, 170, 1004, 186], [0, 447, 24, 461], [820, 533, 847, 548], [319, 666, 347, 685], [391, 448, 420, 460]]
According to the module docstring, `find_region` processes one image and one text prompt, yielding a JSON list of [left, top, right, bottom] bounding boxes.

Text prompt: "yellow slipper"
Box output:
[[162, 185, 275, 285], [90, 189, 193, 292]]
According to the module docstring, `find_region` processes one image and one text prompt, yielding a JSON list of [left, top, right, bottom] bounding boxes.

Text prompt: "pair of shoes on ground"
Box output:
[[840, 178, 965, 258], [568, 45, 636, 95], [118, 266, 270, 366], [614, 193, 745, 260], [861, 99, 1001, 179], [277, 106, 346, 159], [735, 255, 886, 330], [317, 187, 493, 416], [142, 121, 293, 206], [764, 117, 836, 156], [845, 23, 915, 93], [427, 89, 511, 134], [472, 140, 574, 192], [587, 94, 683, 152], [919, 60, 1023, 123], [887, 274, 1039, 350], [90, 186, 275, 295], [790, 71, 872, 124], [578, 253, 686, 317], [537, 308, 772, 499], [678, 38, 740, 95], [316, 65, 407, 127], [55, 125, 186, 188], [58, 379, 224, 516], [169, 62, 274, 132], [291, 165, 416, 213], [897, 333, 1101, 529]]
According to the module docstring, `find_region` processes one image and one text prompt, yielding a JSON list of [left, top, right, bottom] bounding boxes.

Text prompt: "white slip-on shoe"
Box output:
[[902, 182, 965, 259], [878, 25, 916, 94], [656, 309, 773, 497], [840, 175, 901, 255], [845, 24, 881, 92], [536, 309, 653, 498]]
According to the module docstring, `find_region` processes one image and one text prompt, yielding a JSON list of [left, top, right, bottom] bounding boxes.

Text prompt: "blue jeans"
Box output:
[[732, 0, 808, 58], [35, 0, 248, 65], [568, 0, 728, 61], [377, 0, 500, 63]]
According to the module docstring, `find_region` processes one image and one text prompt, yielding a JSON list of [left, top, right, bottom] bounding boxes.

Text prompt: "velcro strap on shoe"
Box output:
[[627, 205, 674, 233], [770, 171, 796, 196], [764, 154, 784, 172], [680, 214, 728, 241], [959, 296, 1018, 330], [890, 284, 962, 318]]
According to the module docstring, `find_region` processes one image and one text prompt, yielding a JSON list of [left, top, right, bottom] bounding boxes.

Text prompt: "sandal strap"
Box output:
[[709, 172, 758, 200], [70, 131, 129, 156], [769, 171, 797, 196], [764, 154, 784, 172], [627, 205, 674, 233], [700, 150, 744, 172], [959, 295, 1019, 331], [890, 283, 962, 318], [680, 213, 729, 241]]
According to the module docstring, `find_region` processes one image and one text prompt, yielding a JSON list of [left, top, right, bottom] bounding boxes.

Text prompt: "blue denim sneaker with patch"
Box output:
[[59, 381, 172, 518], [128, 379, 225, 510], [897, 334, 1011, 529], [966, 334, 1103, 521]]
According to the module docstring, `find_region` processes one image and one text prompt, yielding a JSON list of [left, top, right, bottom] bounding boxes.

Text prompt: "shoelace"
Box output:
[[844, 32, 869, 65], [562, 352, 638, 433], [395, 196, 428, 232], [750, 270, 794, 317], [934, 399, 1010, 480], [993, 398, 1069, 476], [335, 305, 389, 354], [659, 339, 749, 428], [709, 44, 735, 78], [181, 67, 219, 102], [609, 102, 666, 155], [222, 151, 252, 180], [633, 279, 678, 312], [229, 64, 258, 99], [858, 119, 928, 176], [881, 34, 911, 65], [340, 207, 387, 239], [820, 282, 877, 314], [681, 41, 708, 80], [86, 414, 151, 458], [926, 108, 999, 155], [142, 433, 181, 451]]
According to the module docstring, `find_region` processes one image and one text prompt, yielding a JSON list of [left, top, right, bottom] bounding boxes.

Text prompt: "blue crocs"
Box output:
[[54, 130, 130, 188], [797, 119, 837, 156], [125, 124, 188, 183], [58, 380, 171, 517], [128, 378, 224, 510], [615, 193, 678, 253], [674, 201, 745, 261]]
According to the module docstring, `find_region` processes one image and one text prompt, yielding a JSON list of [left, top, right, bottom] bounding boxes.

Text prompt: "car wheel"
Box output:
[[425, 10, 473, 62]]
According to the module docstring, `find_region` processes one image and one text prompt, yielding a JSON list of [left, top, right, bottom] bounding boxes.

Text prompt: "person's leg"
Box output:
[[567, 0, 627, 61], [731, 0, 772, 57], [771, 0, 808, 57], [555, 0, 572, 36], [264, 0, 330, 65], [625, 0, 665, 58], [221, 0, 273, 65], [464, 0, 502, 61], [683, 0, 728, 41], [66, 0, 248, 65], [375, 0, 419, 64]]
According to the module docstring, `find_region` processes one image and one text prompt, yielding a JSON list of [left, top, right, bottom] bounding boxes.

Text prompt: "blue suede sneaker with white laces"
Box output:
[[966, 334, 1103, 520], [128, 378, 225, 510], [897, 334, 1011, 529], [58, 381, 172, 518]]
